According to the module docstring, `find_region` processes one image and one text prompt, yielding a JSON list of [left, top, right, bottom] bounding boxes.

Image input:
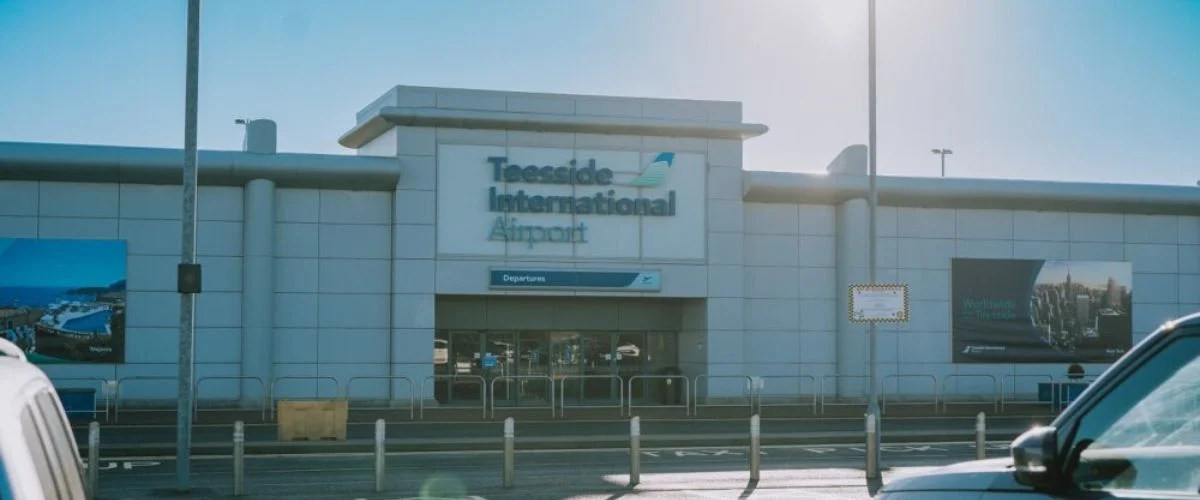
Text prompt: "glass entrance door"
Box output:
[[616, 333, 647, 402], [484, 331, 517, 403], [516, 331, 550, 406]]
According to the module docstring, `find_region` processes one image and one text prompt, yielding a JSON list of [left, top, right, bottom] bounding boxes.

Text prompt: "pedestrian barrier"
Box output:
[[502, 417, 515, 488], [628, 416, 641, 486], [693, 375, 755, 416], [232, 421, 244, 496], [489, 375, 554, 418], [819, 375, 873, 414], [344, 376, 415, 420], [269, 376, 341, 420], [880, 374, 938, 413], [87, 421, 99, 500], [114, 376, 178, 423], [627, 375, 690, 416], [939, 374, 999, 413], [194, 376, 267, 422], [755, 375, 819, 416], [419, 375, 486, 419], [999, 374, 1054, 413], [53, 377, 112, 422], [557, 374, 624, 417], [749, 414, 762, 481], [374, 418, 386, 492]]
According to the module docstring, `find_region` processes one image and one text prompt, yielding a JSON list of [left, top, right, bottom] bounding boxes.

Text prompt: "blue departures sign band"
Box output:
[[489, 269, 661, 292]]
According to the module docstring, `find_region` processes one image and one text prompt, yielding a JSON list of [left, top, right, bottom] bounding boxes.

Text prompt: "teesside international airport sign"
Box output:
[[485, 154, 678, 248]]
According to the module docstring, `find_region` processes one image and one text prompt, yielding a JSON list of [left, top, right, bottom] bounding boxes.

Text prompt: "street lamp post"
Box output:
[[176, 0, 202, 491], [931, 148, 953, 177], [866, 0, 882, 472]]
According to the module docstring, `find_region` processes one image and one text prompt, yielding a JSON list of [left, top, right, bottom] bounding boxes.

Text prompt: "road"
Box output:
[[94, 441, 1010, 499], [77, 415, 1042, 455]]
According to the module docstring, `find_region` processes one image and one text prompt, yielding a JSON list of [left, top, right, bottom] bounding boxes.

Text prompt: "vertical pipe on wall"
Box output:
[[241, 179, 276, 404]]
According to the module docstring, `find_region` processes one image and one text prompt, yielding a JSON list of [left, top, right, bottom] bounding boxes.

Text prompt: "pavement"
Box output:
[[74, 414, 1048, 456], [93, 440, 1010, 499]]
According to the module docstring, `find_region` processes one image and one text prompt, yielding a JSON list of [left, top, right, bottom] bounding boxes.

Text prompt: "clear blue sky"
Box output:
[[0, 0, 1196, 185], [0, 238, 127, 288]]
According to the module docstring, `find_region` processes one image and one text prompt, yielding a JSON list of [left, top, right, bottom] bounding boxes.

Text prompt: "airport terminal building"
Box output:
[[1, 85, 1197, 413]]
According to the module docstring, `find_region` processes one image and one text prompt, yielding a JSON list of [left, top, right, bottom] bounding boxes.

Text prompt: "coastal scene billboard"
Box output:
[[952, 258, 1132, 363], [0, 238, 127, 364]]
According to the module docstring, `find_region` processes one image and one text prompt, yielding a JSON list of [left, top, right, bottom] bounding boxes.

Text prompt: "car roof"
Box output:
[[1168, 310, 1200, 329]]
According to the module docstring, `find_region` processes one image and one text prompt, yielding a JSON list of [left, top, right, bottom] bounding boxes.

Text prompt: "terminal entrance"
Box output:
[[433, 330, 678, 406]]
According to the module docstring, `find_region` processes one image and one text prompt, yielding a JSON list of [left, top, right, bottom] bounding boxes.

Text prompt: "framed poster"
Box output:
[[0, 238, 127, 364], [952, 258, 1132, 363]]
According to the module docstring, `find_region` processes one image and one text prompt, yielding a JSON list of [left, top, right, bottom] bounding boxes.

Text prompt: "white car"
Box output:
[[0, 337, 89, 500]]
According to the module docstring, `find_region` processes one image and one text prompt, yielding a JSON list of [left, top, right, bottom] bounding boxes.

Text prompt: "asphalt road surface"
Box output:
[[94, 441, 1010, 499]]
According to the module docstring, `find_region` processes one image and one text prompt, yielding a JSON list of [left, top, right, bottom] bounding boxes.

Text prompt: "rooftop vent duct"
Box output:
[[236, 118, 277, 154]]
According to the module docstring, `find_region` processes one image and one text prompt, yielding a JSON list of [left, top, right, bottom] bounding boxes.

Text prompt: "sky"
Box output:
[[0, 238, 127, 288], [0, 0, 1197, 185]]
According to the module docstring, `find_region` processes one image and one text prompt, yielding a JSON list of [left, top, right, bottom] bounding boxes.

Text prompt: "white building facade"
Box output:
[[1, 85, 1197, 410]]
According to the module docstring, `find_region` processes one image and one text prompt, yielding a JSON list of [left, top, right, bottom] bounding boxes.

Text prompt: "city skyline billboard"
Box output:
[[952, 258, 1133, 363], [0, 238, 127, 364]]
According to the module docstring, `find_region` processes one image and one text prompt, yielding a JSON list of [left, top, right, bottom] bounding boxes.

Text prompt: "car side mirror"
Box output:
[[1011, 426, 1061, 489]]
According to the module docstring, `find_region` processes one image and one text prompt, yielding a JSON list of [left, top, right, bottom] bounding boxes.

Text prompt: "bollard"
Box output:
[[502, 417, 515, 488], [749, 414, 761, 481], [87, 421, 99, 500], [374, 418, 386, 493], [975, 412, 987, 460], [865, 414, 879, 479], [233, 421, 244, 496], [629, 416, 641, 486]]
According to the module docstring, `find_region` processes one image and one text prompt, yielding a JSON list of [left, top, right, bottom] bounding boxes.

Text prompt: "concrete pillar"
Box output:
[[835, 198, 869, 397], [241, 179, 275, 403]]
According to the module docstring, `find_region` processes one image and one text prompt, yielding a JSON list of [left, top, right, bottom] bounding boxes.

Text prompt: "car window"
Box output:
[[34, 391, 86, 498], [1068, 334, 1200, 495], [21, 406, 63, 500]]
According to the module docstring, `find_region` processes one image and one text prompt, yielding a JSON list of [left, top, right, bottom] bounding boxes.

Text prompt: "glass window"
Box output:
[[1068, 334, 1200, 494], [21, 407, 62, 500]]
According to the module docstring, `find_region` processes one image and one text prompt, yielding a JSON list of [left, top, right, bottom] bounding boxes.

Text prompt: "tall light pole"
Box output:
[[176, 0, 202, 491], [931, 148, 953, 177], [866, 0, 882, 473]]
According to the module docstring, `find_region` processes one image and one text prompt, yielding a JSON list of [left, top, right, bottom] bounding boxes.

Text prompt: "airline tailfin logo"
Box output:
[[622, 152, 675, 188]]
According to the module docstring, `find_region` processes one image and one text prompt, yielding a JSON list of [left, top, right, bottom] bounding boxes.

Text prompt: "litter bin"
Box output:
[[659, 367, 683, 405], [57, 388, 97, 421]]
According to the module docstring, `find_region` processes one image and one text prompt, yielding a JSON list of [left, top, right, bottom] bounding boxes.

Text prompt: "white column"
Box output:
[[241, 179, 275, 403]]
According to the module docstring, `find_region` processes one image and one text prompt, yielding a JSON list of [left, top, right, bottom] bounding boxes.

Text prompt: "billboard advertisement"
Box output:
[[952, 258, 1132, 363], [0, 238, 127, 364]]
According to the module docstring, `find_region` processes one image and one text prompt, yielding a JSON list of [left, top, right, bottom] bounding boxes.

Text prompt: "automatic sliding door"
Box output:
[[484, 331, 516, 403], [516, 331, 550, 406], [582, 332, 618, 402], [550, 331, 582, 401], [445, 330, 483, 404]]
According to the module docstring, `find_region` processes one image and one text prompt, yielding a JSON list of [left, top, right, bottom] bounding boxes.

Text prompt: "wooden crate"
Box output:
[[277, 400, 348, 441]]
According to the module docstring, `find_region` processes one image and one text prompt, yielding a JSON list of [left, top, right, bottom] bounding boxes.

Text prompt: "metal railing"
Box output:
[[489, 375, 554, 418], [627, 375, 689, 416], [693, 375, 755, 416], [755, 375, 819, 416], [52, 377, 112, 422], [344, 376, 415, 420], [557, 375, 624, 418], [114, 376, 178, 423], [420, 375, 487, 419], [193, 376, 267, 422], [940, 374, 999, 413], [269, 376, 341, 420], [1000, 374, 1054, 413], [819, 375, 873, 414], [1048, 375, 1099, 412], [880, 374, 938, 413]]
